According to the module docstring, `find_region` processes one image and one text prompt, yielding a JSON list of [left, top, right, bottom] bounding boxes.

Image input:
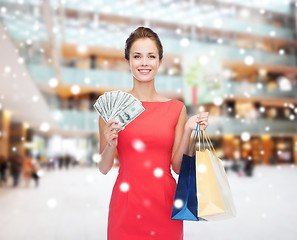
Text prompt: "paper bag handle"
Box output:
[[202, 129, 220, 163], [188, 123, 200, 156]]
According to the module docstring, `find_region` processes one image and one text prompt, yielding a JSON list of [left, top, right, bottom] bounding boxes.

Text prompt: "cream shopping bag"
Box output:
[[202, 131, 237, 221], [195, 127, 226, 218]]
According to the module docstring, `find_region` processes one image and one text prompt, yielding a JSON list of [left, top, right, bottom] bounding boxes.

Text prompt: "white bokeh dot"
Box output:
[[49, 78, 58, 88], [199, 56, 208, 66], [213, 97, 223, 106], [120, 182, 130, 192], [92, 153, 101, 163], [4, 66, 11, 73], [244, 56, 254, 66], [71, 85, 80, 95], [47, 198, 57, 208], [180, 38, 190, 47], [143, 199, 151, 207], [32, 95, 39, 102], [174, 199, 184, 209], [40, 122, 50, 132], [153, 168, 163, 178], [132, 139, 146, 152], [18, 57, 24, 64], [144, 160, 152, 168], [198, 164, 207, 173], [241, 132, 251, 141]]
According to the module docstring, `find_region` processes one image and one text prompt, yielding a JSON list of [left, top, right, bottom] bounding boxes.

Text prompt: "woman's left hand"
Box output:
[[185, 112, 209, 132]]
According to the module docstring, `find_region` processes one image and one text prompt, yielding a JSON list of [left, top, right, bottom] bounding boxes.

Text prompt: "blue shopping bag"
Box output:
[[171, 124, 206, 221]]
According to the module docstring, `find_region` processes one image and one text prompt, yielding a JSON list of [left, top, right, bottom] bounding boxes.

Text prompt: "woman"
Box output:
[[98, 27, 209, 240]]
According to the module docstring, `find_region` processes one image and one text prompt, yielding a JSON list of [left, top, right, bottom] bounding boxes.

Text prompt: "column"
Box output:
[[261, 135, 272, 165], [0, 110, 11, 159], [9, 122, 27, 157], [294, 136, 297, 164]]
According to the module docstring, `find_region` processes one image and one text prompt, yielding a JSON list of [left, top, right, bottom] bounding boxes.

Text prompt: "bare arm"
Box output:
[[98, 116, 122, 175], [171, 106, 209, 174]]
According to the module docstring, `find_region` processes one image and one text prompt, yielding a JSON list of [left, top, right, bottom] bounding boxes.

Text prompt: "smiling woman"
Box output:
[[98, 26, 209, 240], [128, 38, 161, 82]]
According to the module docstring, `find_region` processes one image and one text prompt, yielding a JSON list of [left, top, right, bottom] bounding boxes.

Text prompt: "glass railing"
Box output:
[[217, 0, 293, 15], [165, 40, 297, 66], [64, 1, 294, 39], [27, 64, 183, 92], [223, 81, 297, 99], [28, 64, 297, 99], [208, 117, 297, 134], [2, 8, 296, 66], [54, 109, 297, 134], [1, 0, 295, 45], [52, 109, 98, 132]]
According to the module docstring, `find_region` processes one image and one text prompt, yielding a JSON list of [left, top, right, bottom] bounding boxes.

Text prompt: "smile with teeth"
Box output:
[[138, 69, 151, 73]]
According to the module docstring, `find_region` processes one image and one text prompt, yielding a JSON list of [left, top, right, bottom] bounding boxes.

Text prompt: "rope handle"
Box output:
[[202, 129, 220, 163], [188, 123, 199, 156]]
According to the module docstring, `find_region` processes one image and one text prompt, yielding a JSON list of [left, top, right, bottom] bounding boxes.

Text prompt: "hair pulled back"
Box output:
[[125, 27, 163, 61]]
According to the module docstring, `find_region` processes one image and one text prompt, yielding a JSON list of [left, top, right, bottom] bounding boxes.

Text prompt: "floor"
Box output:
[[0, 164, 296, 240]]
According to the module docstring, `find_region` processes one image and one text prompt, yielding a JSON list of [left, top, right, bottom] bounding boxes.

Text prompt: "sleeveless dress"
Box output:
[[107, 99, 184, 240]]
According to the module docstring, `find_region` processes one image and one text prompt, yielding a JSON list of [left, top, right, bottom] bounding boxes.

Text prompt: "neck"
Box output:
[[129, 77, 159, 101]]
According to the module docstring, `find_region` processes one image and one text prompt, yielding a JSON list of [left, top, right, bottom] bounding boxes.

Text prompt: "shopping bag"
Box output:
[[202, 131, 237, 221], [171, 124, 205, 221], [196, 129, 226, 218]]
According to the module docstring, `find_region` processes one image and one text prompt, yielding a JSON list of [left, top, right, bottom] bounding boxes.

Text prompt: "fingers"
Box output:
[[106, 119, 123, 131], [195, 112, 209, 130], [199, 121, 208, 130], [195, 112, 208, 122], [104, 119, 123, 145], [106, 119, 120, 127]]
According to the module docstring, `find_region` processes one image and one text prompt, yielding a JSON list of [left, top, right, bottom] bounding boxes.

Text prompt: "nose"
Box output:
[[141, 57, 147, 66]]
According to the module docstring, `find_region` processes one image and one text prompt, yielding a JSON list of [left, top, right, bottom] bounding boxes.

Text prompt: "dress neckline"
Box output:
[[140, 99, 173, 103]]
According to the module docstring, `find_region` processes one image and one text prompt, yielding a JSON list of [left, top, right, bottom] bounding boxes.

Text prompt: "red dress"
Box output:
[[107, 99, 184, 240]]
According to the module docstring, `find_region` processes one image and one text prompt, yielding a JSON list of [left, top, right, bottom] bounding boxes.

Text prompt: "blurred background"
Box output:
[[0, 0, 297, 239]]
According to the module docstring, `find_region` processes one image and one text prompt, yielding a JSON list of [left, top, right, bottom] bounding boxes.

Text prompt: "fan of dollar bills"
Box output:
[[93, 90, 145, 130]]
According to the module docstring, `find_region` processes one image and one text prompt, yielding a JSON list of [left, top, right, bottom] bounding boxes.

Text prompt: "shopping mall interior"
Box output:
[[0, 1, 297, 239], [1, 0, 297, 166]]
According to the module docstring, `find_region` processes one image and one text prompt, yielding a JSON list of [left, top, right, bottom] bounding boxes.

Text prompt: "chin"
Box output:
[[133, 74, 156, 82]]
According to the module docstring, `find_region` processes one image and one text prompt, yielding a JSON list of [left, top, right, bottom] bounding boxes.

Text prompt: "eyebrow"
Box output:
[[133, 52, 156, 55]]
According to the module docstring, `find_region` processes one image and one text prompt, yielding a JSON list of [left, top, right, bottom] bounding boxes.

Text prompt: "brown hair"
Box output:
[[125, 27, 163, 61]]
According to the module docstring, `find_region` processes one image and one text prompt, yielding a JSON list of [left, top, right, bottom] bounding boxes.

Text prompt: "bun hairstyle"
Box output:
[[124, 26, 163, 61]]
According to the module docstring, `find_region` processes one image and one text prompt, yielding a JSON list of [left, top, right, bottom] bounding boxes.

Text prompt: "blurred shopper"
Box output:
[[0, 155, 8, 185], [97, 27, 209, 240], [31, 158, 40, 187], [23, 154, 33, 187], [58, 155, 63, 169], [10, 154, 23, 187], [243, 159, 254, 177], [46, 156, 56, 170], [65, 154, 71, 169]]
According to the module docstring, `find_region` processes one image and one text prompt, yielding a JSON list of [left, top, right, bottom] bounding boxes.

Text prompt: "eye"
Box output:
[[149, 55, 156, 59], [134, 55, 140, 59]]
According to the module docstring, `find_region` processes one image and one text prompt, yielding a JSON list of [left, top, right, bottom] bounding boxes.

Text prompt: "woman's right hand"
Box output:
[[104, 119, 123, 148]]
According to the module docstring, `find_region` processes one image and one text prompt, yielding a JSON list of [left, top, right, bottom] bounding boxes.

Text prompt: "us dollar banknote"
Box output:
[[93, 90, 145, 131]]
